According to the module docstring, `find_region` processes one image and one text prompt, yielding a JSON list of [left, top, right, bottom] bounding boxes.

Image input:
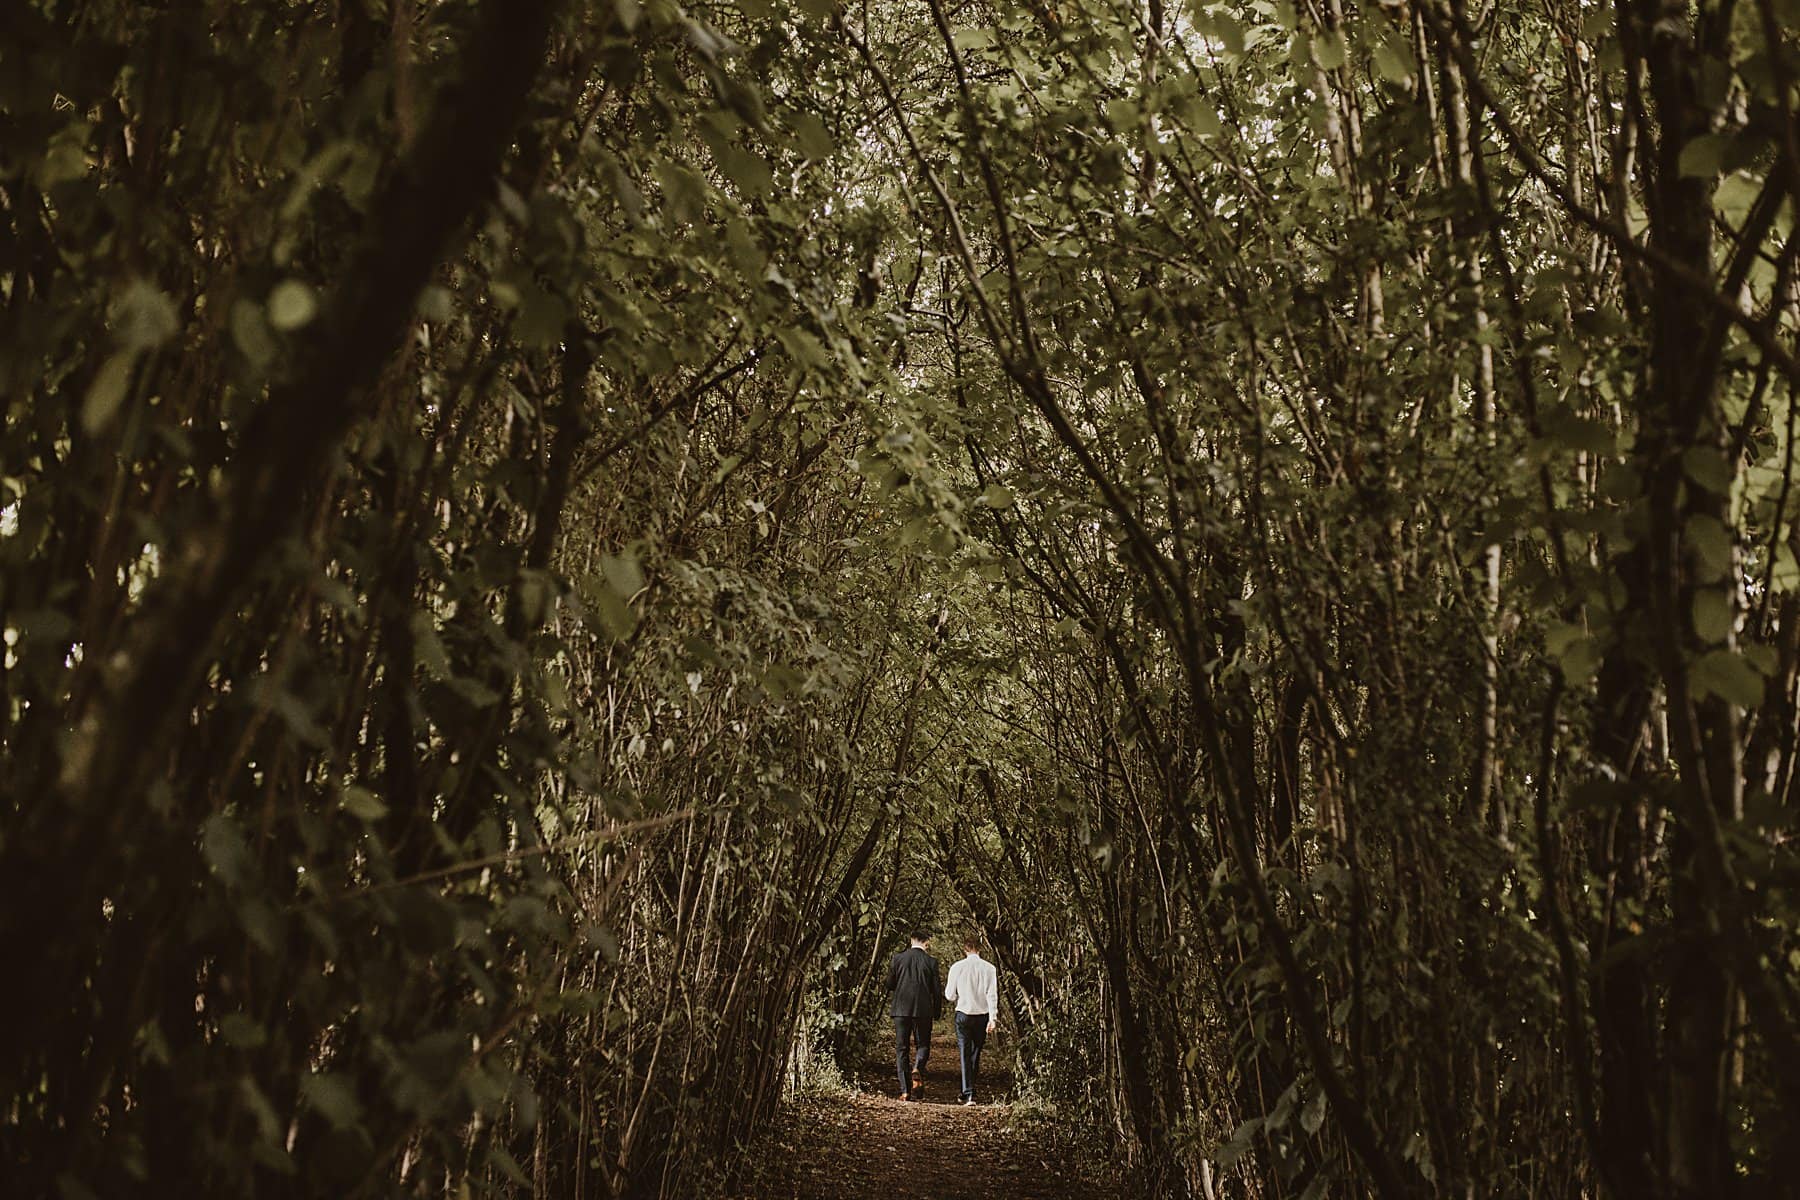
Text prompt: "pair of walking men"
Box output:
[[885, 932, 999, 1104]]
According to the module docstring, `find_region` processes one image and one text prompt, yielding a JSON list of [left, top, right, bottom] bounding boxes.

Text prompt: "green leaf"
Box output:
[[1215, 1116, 1263, 1167], [1373, 39, 1415, 86], [35, 124, 90, 189], [516, 569, 554, 627], [1742, 640, 1778, 675], [981, 483, 1015, 509], [1106, 98, 1140, 130], [1544, 620, 1583, 658], [1550, 413, 1613, 455], [450, 676, 501, 708], [1312, 32, 1347, 71], [340, 785, 388, 822], [202, 813, 255, 890], [601, 551, 645, 598], [116, 280, 180, 350], [410, 611, 453, 680], [1218, 16, 1248, 57], [1690, 649, 1765, 708], [1682, 446, 1734, 494], [515, 284, 567, 348], [713, 144, 773, 198], [1685, 514, 1734, 581], [300, 1072, 364, 1131], [951, 26, 994, 52], [789, 112, 835, 160], [487, 1145, 532, 1187], [775, 327, 830, 371], [1691, 590, 1732, 643], [1716, 173, 1760, 225], [1678, 133, 1729, 179], [231, 300, 277, 366], [592, 563, 640, 641], [1195, 11, 1247, 56], [218, 1013, 267, 1049], [1545, 621, 1600, 685], [268, 280, 319, 331], [81, 351, 137, 435], [416, 286, 454, 322], [238, 1077, 286, 1147], [653, 158, 709, 224], [1300, 1086, 1326, 1134], [1174, 93, 1222, 138], [1773, 544, 1800, 591]]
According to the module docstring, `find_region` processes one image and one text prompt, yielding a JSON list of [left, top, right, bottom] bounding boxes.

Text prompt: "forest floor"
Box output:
[[733, 1025, 1125, 1200]]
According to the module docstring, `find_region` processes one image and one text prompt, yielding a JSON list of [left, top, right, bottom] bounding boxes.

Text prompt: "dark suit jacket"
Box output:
[[886, 945, 942, 1019]]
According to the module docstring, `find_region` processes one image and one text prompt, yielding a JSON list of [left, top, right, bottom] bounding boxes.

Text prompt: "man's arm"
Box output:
[[944, 959, 960, 1003], [984, 964, 1000, 1029], [884, 951, 899, 991]]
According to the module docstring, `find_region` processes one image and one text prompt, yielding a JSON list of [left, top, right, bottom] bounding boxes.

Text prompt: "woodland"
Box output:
[[3, 0, 1800, 1197]]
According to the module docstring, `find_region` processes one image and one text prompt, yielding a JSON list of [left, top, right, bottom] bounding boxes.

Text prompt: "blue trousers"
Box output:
[[954, 1011, 989, 1100], [893, 1016, 931, 1094]]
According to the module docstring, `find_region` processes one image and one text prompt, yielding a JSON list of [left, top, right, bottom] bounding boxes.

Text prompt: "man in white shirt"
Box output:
[[943, 933, 1000, 1105]]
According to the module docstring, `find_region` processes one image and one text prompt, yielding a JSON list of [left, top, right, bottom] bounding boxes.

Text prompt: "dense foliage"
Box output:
[[5, 0, 1800, 1197]]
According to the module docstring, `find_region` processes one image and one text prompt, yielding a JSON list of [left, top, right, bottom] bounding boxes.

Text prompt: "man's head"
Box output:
[[962, 934, 981, 956], [910, 929, 932, 947]]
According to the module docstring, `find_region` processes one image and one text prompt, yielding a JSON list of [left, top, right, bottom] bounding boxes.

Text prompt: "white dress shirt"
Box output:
[[944, 952, 1000, 1017]]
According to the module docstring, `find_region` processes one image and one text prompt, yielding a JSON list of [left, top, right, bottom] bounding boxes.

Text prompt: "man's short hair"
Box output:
[[911, 929, 932, 944], [962, 933, 981, 952]]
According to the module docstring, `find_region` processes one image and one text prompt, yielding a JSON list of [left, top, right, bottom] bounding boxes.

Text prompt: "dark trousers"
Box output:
[[955, 1011, 989, 1100], [893, 1015, 931, 1093]]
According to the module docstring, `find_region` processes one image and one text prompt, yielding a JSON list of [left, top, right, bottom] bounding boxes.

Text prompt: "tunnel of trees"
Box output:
[[4, 0, 1800, 1197]]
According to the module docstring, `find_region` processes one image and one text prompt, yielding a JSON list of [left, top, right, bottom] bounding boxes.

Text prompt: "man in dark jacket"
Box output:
[[885, 930, 941, 1101]]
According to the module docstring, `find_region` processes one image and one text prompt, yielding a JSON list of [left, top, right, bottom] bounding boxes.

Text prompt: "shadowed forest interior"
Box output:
[[4, 0, 1800, 1197]]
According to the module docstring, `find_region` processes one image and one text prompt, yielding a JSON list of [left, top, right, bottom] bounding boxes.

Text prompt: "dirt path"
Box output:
[[736, 1026, 1123, 1200]]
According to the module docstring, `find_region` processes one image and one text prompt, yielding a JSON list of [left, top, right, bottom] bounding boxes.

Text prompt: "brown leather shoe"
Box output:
[[910, 1070, 924, 1100]]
